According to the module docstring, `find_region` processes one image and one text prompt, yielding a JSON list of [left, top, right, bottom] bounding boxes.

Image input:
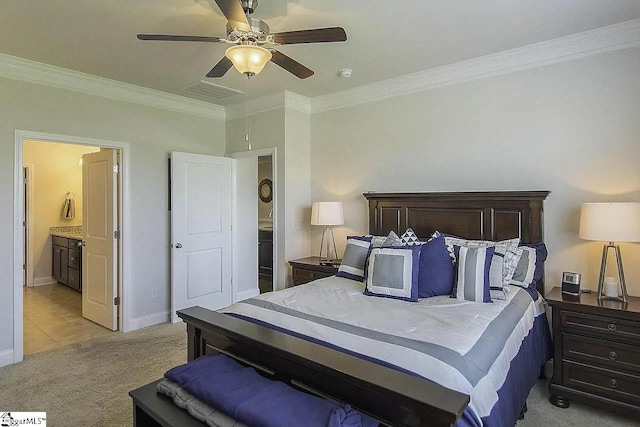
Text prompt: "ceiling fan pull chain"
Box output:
[[245, 74, 251, 150]]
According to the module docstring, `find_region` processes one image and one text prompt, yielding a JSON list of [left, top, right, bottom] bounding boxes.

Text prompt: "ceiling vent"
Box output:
[[182, 80, 243, 103]]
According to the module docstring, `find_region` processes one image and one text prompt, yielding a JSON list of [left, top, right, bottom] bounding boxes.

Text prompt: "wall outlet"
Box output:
[[151, 287, 158, 299]]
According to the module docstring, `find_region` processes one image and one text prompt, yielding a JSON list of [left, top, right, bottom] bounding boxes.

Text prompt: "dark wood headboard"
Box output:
[[364, 191, 550, 295]]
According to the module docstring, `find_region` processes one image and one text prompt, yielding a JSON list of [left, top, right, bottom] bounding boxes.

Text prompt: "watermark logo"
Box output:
[[0, 412, 46, 426]]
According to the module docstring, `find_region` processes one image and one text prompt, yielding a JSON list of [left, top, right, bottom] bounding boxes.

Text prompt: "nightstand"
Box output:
[[289, 256, 340, 286], [546, 287, 640, 418]]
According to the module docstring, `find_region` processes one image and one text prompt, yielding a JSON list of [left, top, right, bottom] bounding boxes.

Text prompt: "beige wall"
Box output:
[[310, 47, 640, 295], [23, 140, 100, 282], [0, 77, 225, 356], [226, 107, 311, 290]]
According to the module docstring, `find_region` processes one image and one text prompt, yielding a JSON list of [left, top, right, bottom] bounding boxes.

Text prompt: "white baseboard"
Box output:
[[0, 349, 15, 367], [234, 288, 260, 303], [128, 311, 170, 331], [32, 276, 57, 286]]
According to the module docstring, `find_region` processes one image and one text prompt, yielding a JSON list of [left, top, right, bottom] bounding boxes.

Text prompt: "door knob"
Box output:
[[175, 243, 183, 249]]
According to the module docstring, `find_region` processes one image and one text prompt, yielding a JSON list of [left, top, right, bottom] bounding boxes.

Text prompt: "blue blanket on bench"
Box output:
[[165, 354, 378, 427]]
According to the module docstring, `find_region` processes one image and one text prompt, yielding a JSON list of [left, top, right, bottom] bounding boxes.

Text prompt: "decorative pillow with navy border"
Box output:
[[336, 236, 372, 282], [364, 245, 421, 302]]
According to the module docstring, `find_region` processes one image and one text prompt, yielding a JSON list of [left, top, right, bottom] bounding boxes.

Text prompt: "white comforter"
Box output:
[[221, 277, 546, 421]]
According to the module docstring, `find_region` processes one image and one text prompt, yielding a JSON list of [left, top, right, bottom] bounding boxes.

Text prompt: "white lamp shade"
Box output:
[[225, 45, 272, 75], [579, 202, 640, 242], [311, 202, 344, 226]]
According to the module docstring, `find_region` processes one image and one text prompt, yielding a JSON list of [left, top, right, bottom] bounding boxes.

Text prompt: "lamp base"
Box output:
[[319, 228, 338, 265], [596, 242, 628, 303]]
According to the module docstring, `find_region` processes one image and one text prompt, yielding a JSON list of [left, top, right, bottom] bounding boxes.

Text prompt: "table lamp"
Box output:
[[311, 202, 344, 265], [579, 202, 640, 302]]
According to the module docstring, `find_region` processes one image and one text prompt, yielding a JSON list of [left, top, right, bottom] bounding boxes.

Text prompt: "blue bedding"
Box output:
[[165, 354, 378, 427], [223, 280, 552, 427]]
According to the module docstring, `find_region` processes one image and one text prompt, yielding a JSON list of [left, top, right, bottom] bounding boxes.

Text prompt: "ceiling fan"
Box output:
[[137, 0, 347, 79]]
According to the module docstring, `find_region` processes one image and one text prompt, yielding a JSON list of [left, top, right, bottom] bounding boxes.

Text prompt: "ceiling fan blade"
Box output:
[[271, 27, 347, 45], [137, 34, 224, 42], [206, 56, 233, 78], [212, 0, 251, 32], [270, 50, 314, 79]]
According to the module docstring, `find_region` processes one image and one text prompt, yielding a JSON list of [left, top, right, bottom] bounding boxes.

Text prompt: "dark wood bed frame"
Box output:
[[131, 191, 549, 427]]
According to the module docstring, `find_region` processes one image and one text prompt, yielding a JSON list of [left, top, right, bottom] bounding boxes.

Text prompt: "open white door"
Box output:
[[233, 156, 258, 301], [82, 149, 118, 330], [171, 152, 233, 323]]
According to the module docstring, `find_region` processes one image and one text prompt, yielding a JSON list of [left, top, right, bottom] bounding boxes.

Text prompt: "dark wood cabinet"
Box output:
[[289, 257, 340, 286], [52, 245, 64, 282], [258, 230, 273, 277], [547, 287, 640, 418], [52, 235, 82, 292]]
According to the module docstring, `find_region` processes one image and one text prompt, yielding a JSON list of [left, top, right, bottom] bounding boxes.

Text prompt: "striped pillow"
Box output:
[[452, 246, 495, 303], [510, 246, 537, 288], [364, 246, 420, 302], [443, 235, 521, 289], [336, 236, 372, 282]]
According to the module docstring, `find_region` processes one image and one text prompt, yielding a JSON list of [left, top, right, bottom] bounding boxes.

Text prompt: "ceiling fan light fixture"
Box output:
[[225, 45, 272, 76]]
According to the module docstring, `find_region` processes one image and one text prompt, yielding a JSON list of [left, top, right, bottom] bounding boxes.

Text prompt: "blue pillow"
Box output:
[[518, 242, 547, 301], [451, 245, 494, 303], [336, 236, 372, 282], [520, 242, 547, 283], [364, 246, 420, 302], [417, 233, 456, 297]]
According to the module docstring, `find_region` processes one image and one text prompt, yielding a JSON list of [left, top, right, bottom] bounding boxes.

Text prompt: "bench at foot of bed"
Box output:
[[129, 380, 206, 427]]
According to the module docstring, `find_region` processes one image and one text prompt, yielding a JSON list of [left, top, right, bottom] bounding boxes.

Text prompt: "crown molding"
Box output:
[[225, 90, 311, 120], [311, 18, 640, 113], [3, 18, 638, 120], [284, 91, 312, 115], [0, 54, 225, 120]]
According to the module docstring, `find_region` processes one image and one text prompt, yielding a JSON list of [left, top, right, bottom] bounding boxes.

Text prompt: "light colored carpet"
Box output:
[[1, 323, 638, 426], [518, 363, 638, 427], [0, 322, 186, 426]]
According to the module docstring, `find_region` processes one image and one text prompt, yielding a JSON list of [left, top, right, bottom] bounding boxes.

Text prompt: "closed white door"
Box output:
[[171, 152, 233, 323], [82, 149, 118, 331]]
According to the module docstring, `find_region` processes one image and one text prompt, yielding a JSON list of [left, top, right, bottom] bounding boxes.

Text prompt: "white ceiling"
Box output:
[[2, 0, 640, 106]]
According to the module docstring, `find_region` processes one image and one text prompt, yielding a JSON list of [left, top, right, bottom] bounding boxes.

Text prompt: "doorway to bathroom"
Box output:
[[13, 130, 131, 363]]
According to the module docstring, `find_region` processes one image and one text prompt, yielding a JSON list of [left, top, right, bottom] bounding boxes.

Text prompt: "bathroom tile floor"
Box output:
[[23, 284, 113, 355]]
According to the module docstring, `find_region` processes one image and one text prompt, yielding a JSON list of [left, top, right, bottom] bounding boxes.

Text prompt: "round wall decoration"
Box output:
[[258, 178, 273, 203]]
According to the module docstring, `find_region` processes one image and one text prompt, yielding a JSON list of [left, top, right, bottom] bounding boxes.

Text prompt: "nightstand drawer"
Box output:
[[293, 268, 334, 286], [563, 333, 640, 374], [561, 310, 640, 342], [563, 361, 640, 405]]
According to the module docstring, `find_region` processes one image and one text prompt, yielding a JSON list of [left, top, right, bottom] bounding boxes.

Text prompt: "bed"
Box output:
[[134, 191, 551, 427]]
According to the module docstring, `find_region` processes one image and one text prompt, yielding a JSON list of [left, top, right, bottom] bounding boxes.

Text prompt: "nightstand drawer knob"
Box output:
[[609, 351, 618, 360], [610, 379, 618, 389], [608, 323, 617, 332]]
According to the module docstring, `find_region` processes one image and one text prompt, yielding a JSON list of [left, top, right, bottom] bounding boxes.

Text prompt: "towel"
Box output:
[[63, 197, 75, 220], [165, 354, 379, 427]]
